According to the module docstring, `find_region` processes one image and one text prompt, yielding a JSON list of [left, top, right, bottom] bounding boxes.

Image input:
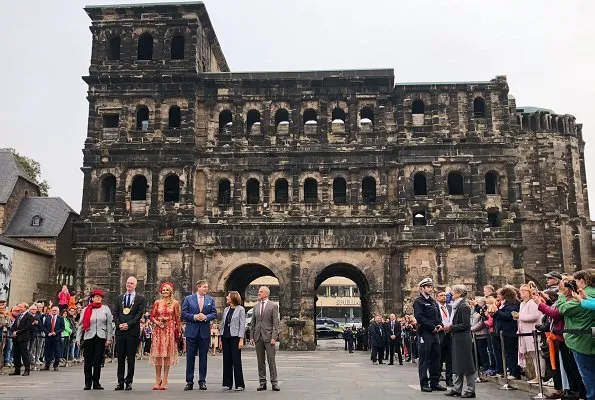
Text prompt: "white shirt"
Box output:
[[124, 291, 136, 306], [439, 303, 451, 326]]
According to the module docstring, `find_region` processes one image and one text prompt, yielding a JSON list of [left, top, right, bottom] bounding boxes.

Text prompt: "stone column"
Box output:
[[107, 247, 123, 306], [181, 245, 194, 296], [469, 161, 481, 207], [435, 246, 449, 286], [290, 250, 302, 317], [382, 250, 393, 312], [145, 247, 159, 304], [74, 247, 87, 297], [80, 167, 93, 218], [149, 168, 160, 217], [474, 248, 487, 295], [391, 248, 406, 314]]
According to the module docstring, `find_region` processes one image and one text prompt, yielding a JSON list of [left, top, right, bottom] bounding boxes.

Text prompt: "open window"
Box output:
[[473, 97, 486, 118], [246, 178, 259, 204], [246, 110, 261, 134], [219, 110, 233, 134], [413, 211, 427, 226], [447, 172, 464, 195], [164, 175, 180, 202], [108, 36, 121, 60], [332, 107, 346, 122], [103, 114, 119, 128], [487, 210, 501, 227], [413, 172, 427, 196], [274, 179, 289, 204], [136, 106, 150, 130], [137, 33, 153, 60], [218, 179, 231, 207], [170, 35, 185, 60], [275, 108, 289, 126], [131, 175, 148, 201], [360, 106, 374, 125], [485, 171, 498, 195], [304, 178, 318, 203], [333, 177, 347, 204], [362, 176, 376, 203], [168, 106, 181, 128], [100, 174, 116, 203]]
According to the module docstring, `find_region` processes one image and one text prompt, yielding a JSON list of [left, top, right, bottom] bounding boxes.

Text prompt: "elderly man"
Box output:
[[413, 278, 447, 392], [27, 304, 44, 370], [544, 271, 562, 295], [250, 286, 280, 391], [114, 276, 146, 391], [41, 306, 64, 371]]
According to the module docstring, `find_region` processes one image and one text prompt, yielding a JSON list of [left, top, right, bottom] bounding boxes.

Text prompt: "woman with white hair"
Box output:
[[444, 284, 477, 398]]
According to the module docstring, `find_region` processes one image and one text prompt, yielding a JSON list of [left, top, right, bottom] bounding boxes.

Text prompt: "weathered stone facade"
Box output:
[[75, 3, 591, 349]]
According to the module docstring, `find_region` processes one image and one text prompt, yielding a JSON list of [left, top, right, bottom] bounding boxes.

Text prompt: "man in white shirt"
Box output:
[[437, 290, 453, 386]]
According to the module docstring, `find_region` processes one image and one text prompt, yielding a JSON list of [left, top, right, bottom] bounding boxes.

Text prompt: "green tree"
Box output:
[[4, 148, 50, 196]]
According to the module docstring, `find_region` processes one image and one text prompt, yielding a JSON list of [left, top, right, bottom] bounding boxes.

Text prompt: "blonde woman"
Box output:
[[515, 282, 543, 383], [210, 321, 220, 355], [149, 282, 181, 390]]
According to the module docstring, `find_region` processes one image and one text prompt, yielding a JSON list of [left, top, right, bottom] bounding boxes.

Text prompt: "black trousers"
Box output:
[[439, 332, 453, 382], [83, 336, 106, 386], [371, 346, 384, 363], [44, 336, 62, 367], [418, 332, 441, 388], [116, 333, 139, 384], [221, 336, 245, 389], [13, 339, 30, 372], [389, 338, 403, 364]]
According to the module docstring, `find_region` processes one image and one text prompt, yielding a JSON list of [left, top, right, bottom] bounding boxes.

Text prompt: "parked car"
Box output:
[[316, 317, 340, 328], [244, 308, 254, 339], [316, 326, 343, 339]]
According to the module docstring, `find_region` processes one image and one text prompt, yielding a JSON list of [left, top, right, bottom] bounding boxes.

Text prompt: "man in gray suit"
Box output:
[[249, 286, 280, 391]]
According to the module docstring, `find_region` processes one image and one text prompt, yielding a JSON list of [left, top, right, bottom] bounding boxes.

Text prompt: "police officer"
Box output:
[[413, 277, 447, 392]]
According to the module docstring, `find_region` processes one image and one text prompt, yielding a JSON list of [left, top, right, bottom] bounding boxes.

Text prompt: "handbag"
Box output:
[[174, 327, 181, 343]]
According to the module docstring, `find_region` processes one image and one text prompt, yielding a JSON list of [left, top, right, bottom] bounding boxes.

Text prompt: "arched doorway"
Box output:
[[313, 264, 371, 348], [224, 264, 280, 339]]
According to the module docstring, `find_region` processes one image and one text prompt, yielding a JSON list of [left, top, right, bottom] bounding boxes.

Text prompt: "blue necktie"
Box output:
[[126, 294, 131, 307]]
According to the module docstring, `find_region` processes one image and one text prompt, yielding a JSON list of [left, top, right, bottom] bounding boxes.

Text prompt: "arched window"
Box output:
[[219, 110, 233, 134], [473, 97, 486, 118], [413, 172, 427, 196], [303, 108, 317, 124], [332, 107, 346, 122], [333, 177, 347, 204], [246, 178, 259, 204], [275, 108, 289, 126], [413, 211, 427, 226], [218, 179, 231, 207], [362, 176, 376, 204], [170, 35, 185, 60], [108, 36, 121, 60], [164, 175, 180, 202], [485, 172, 498, 195], [131, 175, 147, 201], [412, 99, 425, 114], [168, 106, 181, 128], [304, 178, 318, 203], [246, 109, 261, 134], [100, 174, 116, 203], [447, 172, 464, 195], [136, 106, 149, 130], [274, 179, 289, 204], [137, 33, 153, 60], [360, 107, 374, 125]]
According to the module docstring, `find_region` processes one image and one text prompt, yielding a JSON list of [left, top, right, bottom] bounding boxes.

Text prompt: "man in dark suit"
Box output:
[[113, 276, 146, 391], [9, 303, 34, 376], [182, 279, 217, 391], [41, 306, 64, 371], [386, 313, 403, 365], [370, 314, 385, 364]]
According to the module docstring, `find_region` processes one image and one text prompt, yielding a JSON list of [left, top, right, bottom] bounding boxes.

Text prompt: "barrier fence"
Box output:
[[471, 328, 594, 398]]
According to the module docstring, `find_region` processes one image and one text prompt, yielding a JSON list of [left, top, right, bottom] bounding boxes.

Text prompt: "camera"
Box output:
[[564, 280, 578, 293]]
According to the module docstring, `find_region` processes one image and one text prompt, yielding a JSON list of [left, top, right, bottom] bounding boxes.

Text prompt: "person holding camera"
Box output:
[[557, 270, 595, 400]]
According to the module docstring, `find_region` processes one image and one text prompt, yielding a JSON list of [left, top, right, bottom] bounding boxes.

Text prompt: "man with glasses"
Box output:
[[413, 277, 447, 393]]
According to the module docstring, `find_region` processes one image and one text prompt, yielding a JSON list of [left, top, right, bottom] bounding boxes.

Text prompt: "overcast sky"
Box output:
[[1, 0, 594, 216]]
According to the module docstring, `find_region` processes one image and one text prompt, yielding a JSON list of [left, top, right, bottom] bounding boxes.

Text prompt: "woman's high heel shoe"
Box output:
[[160, 380, 167, 390], [153, 380, 162, 390]]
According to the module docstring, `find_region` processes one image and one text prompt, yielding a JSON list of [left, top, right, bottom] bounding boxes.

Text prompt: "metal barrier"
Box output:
[[531, 330, 546, 400], [471, 333, 486, 383], [497, 331, 516, 391]]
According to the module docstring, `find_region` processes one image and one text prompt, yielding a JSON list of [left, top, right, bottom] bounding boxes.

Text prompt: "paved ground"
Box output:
[[0, 339, 531, 400]]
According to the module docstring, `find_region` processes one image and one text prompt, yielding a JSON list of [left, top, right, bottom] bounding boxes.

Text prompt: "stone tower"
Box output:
[[74, 2, 591, 350]]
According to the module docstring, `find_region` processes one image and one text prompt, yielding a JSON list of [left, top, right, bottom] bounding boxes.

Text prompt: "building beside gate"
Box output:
[[74, 2, 592, 349]]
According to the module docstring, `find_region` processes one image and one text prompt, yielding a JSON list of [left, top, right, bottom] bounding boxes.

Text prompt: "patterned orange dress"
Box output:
[[149, 299, 181, 366]]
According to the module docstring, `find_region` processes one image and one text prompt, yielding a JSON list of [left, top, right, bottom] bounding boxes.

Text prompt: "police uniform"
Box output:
[[413, 278, 444, 391]]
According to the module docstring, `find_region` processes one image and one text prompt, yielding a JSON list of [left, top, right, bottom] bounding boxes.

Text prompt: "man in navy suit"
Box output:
[[41, 306, 64, 371], [182, 279, 217, 391]]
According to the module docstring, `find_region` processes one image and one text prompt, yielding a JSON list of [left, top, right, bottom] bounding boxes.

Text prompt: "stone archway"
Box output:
[[314, 263, 372, 329], [224, 263, 279, 305]]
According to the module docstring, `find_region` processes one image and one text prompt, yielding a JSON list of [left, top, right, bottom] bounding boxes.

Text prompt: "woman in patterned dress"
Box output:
[[149, 282, 181, 390]]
